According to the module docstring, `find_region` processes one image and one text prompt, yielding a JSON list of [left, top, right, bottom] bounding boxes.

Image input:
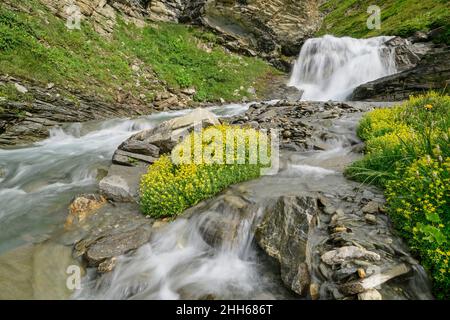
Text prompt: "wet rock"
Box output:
[[340, 263, 411, 295], [358, 289, 382, 300], [310, 283, 320, 300], [256, 196, 319, 295], [321, 246, 381, 266], [118, 139, 160, 157], [112, 149, 157, 167], [352, 48, 450, 101], [364, 214, 377, 225], [357, 268, 366, 279], [99, 165, 148, 202], [84, 226, 152, 267], [362, 201, 380, 214], [97, 257, 117, 273], [65, 194, 107, 229], [0, 242, 83, 299]]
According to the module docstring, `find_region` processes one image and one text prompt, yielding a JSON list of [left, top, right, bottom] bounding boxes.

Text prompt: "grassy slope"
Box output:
[[0, 0, 280, 104], [318, 0, 450, 44]]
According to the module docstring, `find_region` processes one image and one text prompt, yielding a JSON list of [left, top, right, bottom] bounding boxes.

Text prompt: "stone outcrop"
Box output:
[[351, 47, 450, 101], [199, 0, 321, 63], [256, 196, 319, 296], [38, 0, 321, 66], [40, 0, 148, 36], [99, 108, 220, 201], [63, 201, 154, 272]]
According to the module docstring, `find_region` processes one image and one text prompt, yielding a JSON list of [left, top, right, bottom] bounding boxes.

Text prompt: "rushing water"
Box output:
[[288, 35, 397, 101], [0, 104, 249, 255], [73, 116, 360, 300]]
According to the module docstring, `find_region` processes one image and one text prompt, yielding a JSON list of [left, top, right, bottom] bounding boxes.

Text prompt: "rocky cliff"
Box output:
[[40, 0, 321, 65], [352, 38, 450, 101]]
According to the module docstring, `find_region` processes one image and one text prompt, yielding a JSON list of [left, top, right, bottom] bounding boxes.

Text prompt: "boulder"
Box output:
[[256, 196, 319, 295], [83, 226, 152, 266], [321, 246, 381, 266], [65, 194, 107, 229], [99, 164, 148, 202], [351, 48, 450, 101]]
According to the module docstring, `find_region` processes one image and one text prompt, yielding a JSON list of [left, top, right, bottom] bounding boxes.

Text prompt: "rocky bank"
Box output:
[[58, 100, 433, 299]]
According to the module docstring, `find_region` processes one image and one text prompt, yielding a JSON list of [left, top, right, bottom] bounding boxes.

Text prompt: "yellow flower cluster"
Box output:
[[348, 92, 450, 298], [140, 124, 271, 218]]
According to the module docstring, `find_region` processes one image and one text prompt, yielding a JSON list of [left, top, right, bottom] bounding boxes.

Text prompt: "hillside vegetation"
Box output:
[[0, 0, 279, 104], [318, 0, 450, 44], [346, 92, 450, 299]]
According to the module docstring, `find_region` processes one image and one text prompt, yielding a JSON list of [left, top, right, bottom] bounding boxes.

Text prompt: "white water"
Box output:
[[288, 35, 397, 101], [0, 103, 250, 254]]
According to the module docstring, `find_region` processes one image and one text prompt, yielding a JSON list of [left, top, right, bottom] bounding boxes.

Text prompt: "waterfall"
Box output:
[[288, 35, 397, 101]]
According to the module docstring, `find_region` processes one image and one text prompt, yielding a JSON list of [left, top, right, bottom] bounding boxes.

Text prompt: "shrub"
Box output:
[[140, 124, 271, 218], [346, 92, 450, 299]]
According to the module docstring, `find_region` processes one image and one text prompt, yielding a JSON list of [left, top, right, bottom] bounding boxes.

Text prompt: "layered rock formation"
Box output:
[[198, 0, 321, 66], [38, 0, 321, 66], [352, 47, 450, 101], [351, 31, 450, 101]]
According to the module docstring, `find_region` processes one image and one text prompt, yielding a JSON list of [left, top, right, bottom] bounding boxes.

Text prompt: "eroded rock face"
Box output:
[[40, 0, 148, 36], [200, 0, 321, 64], [352, 46, 450, 101], [61, 201, 154, 272]]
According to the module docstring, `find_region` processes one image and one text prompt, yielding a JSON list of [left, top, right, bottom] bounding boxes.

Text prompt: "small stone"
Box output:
[[181, 88, 196, 95], [97, 257, 117, 273], [321, 246, 381, 265], [310, 283, 320, 300], [282, 130, 292, 138], [65, 194, 106, 229], [358, 289, 382, 300], [362, 201, 379, 214], [365, 214, 377, 224], [357, 268, 366, 279], [46, 82, 55, 89], [14, 83, 28, 94], [152, 220, 168, 228], [333, 226, 347, 233], [247, 87, 256, 95]]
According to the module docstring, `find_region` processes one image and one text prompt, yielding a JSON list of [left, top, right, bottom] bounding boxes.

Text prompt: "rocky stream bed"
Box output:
[[0, 100, 434, 300]]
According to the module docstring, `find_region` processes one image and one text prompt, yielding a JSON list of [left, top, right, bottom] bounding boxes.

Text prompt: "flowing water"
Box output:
[[0, 104, 249, 255], [0, 35, 432, 299], [288, 35, 397, 101], [73, 114, 365, 300]]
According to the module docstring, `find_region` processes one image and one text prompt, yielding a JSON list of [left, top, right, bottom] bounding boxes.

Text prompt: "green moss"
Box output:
[[0, 0, 279, 104], [318, 0, 450, 44]]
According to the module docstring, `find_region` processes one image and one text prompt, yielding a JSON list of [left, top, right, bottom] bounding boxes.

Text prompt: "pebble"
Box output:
[[365, 214, 377, 224]]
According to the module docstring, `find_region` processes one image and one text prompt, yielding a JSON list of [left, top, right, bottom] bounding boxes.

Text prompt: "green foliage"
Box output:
[[140, 124, 271, 218], [346, 92, 450, 299], [0, 1, 278, 103], [318, 0, 450, 44]]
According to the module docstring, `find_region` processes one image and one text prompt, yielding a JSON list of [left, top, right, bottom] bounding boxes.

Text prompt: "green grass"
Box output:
[[346, 92, 450, 299], [318, 0, 450, 44], [0, 0, 279, 105]]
